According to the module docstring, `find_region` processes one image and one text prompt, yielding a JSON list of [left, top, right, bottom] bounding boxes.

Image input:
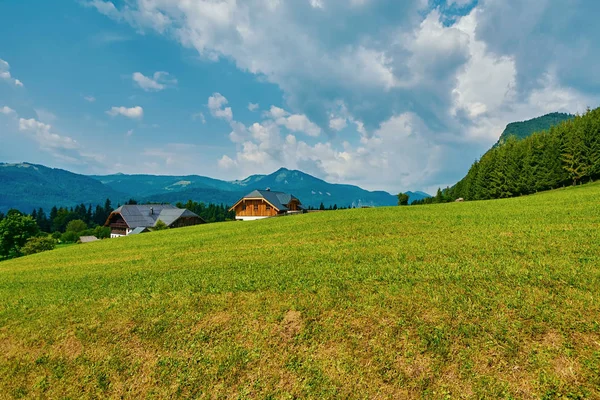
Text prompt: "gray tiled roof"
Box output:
[[242, 190, 301, 211], [155, 208, 199, 227], [129, 227, 150, 235], [113, 204, 201, 228]]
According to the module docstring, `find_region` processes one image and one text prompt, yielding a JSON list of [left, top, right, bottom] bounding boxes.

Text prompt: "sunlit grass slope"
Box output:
[[2, 184, 600, 399]]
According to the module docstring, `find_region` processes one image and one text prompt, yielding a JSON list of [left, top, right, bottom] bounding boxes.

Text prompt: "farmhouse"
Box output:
[[105, 204, 205, 238], [229, 189, 303, 221]]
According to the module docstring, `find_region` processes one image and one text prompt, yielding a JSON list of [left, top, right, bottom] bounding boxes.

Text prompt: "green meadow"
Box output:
[[1, 183, 600, 399]]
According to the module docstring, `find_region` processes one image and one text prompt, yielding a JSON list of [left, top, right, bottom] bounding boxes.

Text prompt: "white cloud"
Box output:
[[208, 93, 233, 121], [248, 102, 259, 111], [18, 118, 80, 155], [86, 0, 428, 113], [0, 58, 24, 87], [265, 105, 321, 136], [132, 71, 177, 91], [221, 110, 443, 191], [0, 106, 15, 115], [218, 154, 237, 169], [88, 1, 600, 191], [84, 95, 96, 102], [329, 116, 347, 131], [106, 106, 144, 119], [278, 114, 321, 137], [309, 0, 324, 9], [126, 129, 134, 137]]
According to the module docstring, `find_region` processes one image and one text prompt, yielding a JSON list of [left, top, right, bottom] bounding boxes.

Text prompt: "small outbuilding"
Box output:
[[79, 236, 99, 243]]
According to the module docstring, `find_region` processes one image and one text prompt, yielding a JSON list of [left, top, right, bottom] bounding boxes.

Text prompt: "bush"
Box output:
[[94, 226, 111, 239], [60, 231, 80, 243], [51, 231, 62, 240], [0, 212, 40, 259], [153, 220, 168, 231], [21, 237, 56, 256], [66, 219, 88, 233]]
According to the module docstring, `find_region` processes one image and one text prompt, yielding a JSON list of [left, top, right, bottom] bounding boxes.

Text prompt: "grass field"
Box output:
[[1, 183, 600, 399]]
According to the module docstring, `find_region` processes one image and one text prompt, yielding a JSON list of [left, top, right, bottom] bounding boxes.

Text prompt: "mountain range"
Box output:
[[0, 163, 430, 213], [2, 111, 578, 214]]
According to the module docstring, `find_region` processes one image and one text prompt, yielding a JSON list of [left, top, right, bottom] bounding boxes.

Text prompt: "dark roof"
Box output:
[[240, 189, 301, 211], [110, 204, 203, 228]]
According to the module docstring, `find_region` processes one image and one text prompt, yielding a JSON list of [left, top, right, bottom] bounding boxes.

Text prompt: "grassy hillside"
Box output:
[[1, 184, 600, 398]]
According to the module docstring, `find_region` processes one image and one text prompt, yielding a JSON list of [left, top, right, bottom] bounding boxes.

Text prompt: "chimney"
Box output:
[[150, 207, 154, 215], [266, 187, 271, 191]]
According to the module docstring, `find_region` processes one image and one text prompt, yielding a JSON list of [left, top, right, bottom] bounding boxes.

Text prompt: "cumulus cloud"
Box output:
[[106, 106, 144, 119], [475, 0, 600, 96], [208, 93, 233, 121], [85, 0, 429, 123], [266, 106, 321, 137], [248, 102, 259, 111], [89, 0, 600, 191], [329, 116, 347, 131], [0, 59, 24, 87], [132, 71, 177, 91], [219, 106, 444, 191]]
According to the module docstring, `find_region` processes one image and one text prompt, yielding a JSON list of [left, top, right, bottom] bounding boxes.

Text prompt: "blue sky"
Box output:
[[1, 0, 599, 194]]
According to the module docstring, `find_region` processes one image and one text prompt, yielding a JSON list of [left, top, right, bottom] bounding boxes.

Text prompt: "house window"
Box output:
[[266, 204, 271, 211], [254, 204, 259, 211], [242, 203, 246, 211]]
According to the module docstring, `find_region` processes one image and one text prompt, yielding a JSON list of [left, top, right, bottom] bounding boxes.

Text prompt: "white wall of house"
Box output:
[[236, 216, 270, 221], [110, 228, 133, 238]]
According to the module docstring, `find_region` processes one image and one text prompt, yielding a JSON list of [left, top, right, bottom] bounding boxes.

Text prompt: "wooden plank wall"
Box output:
[[234, 199, 278, 217]]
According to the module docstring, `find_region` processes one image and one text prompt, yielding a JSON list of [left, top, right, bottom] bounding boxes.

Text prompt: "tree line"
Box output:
[[174, 200, 236, 222], [404, 107, 600, 205]]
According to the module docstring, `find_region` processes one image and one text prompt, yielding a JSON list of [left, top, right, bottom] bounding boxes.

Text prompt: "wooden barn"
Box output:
[[229, 189, 303, 221], [105, 204, 205, 237]]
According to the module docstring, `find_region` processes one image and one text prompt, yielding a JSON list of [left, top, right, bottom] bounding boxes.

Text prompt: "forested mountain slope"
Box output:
[[0, 163, 126, 213], [449, 107, 600, 201], [494, 112, 574, 147]]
